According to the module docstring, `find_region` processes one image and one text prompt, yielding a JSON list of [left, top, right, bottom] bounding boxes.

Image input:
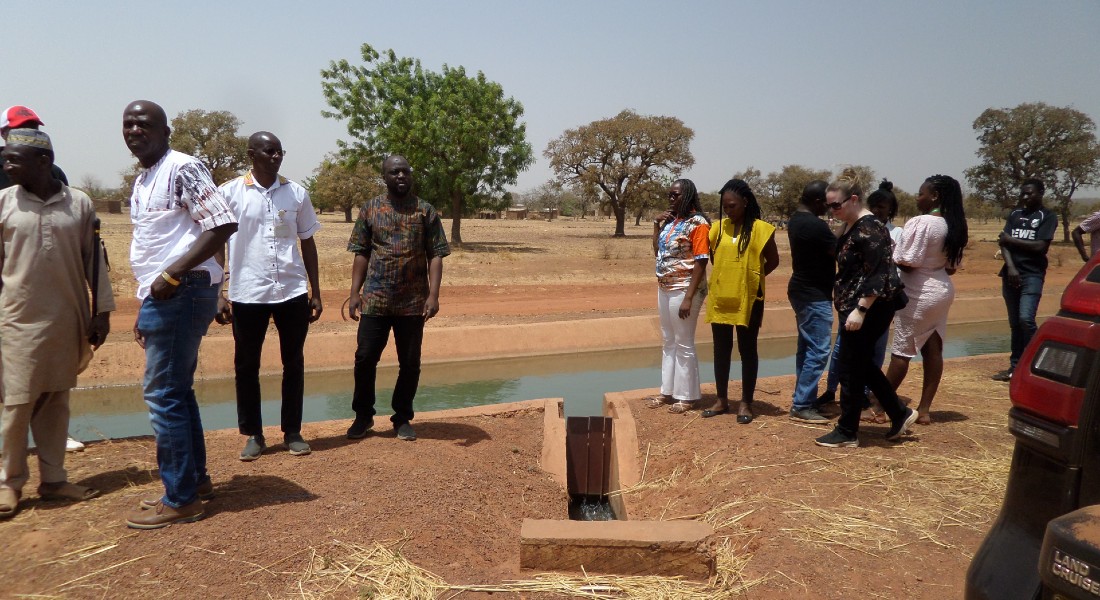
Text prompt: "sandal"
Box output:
[[736, 401, 754, 425], [645, 395, 672, 409], [668, 401, 695, 414], [702, 401, 729, 418], [0, 488, 19, 519], [37, 481, 101, 502]]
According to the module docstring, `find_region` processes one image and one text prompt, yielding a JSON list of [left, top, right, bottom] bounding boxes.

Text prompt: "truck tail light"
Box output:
[[1032, 344, 1086, 386], [1008, 413, 1063, 450]]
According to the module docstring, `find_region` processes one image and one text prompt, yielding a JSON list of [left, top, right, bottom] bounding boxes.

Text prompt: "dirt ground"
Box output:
[[0, 215, 1088, 598]]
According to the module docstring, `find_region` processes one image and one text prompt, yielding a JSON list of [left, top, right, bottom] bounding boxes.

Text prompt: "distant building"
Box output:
[[505, 206, 528, 220]]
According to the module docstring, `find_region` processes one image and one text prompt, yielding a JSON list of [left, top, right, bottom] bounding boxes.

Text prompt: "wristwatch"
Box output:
[[856, 304, 868, 314]]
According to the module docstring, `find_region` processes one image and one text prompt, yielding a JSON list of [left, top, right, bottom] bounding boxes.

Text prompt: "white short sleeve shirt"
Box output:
[[129, 150, 237, 300], [220, 171, 321, 304]]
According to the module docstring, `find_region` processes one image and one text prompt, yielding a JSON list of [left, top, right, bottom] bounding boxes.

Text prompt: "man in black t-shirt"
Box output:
[[993, 178, 1058, 381], [787, 180, 835, 423]]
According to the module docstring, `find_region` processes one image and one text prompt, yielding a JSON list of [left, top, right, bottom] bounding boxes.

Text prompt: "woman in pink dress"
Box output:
[[885, 175, 969, 424]]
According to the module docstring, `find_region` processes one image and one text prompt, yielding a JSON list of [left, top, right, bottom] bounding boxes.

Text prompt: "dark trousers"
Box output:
[[352, 315, 425, 427], [835, 302, 907, 435], [232, 294, 310, 438], [711, 300, 764, 403]]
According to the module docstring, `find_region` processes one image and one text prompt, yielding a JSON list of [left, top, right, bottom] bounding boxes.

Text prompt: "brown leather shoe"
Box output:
[[126, 500, 205, 529], [138, 479, 214, 510]]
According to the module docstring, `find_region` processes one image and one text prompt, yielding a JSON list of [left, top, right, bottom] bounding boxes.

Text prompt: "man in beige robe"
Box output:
[[0, 129, 113, 519]]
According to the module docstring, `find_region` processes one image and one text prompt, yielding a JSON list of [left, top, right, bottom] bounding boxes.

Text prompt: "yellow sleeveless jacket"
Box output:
[[705, 218, 776, 326]]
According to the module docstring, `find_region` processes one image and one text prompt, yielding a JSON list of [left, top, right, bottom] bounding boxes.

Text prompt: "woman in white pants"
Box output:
[[648, 179, 710, 413]]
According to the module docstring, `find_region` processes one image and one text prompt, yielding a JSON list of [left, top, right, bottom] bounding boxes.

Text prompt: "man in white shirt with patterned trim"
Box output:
[[122, 100, 238, 530], [216, 131, 322, 462]]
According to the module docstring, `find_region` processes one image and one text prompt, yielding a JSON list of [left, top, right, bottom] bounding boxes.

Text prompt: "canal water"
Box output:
[[67, 321, 1010, 442]]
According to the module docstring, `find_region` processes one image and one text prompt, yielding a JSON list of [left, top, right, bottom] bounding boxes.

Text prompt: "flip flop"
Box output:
[[0, 488, 19, 519], [860, 409, 887, 423], [668, 401, 695, 414], [701, 408, 729, 418], [37, 482, 101, 502], [645, 396, 672, 409]]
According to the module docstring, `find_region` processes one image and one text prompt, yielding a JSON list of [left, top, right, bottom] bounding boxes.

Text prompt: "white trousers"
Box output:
[[658, 287, 703, 402], [1, 391, 70, 493]]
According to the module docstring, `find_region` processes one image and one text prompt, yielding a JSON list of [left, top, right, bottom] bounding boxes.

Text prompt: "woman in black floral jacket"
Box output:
[[814, 171, 916, 448]]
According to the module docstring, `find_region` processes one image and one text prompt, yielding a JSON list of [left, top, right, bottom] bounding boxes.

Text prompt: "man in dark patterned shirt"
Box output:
[[345, 155, 450, 442]]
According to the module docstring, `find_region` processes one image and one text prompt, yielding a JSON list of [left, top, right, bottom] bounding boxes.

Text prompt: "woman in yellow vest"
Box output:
[[702, 179, 779, 423]]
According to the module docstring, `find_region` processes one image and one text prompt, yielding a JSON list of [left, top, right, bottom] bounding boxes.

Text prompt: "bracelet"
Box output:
[[161, 271, 180, 286], [856, 304, 868, 314]]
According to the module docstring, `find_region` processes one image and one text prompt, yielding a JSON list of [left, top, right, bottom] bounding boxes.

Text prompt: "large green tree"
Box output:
[[308, 155, 385, 223], [321, 43, 534, 245], [545, 110, 694, 237], [965, 102, 1100, 241], [169, 109, 249, 185]]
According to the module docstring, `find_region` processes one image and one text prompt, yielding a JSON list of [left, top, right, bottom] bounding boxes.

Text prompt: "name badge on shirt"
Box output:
[[274, 209, 291, 238]]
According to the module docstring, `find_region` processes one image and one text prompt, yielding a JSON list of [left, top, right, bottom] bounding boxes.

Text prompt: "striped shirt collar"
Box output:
[[242, 170, 289, 189]]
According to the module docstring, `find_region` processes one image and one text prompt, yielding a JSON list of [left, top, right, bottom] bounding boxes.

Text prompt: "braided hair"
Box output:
[[866, 179, 898, 220], [924, 174, 969, 266], [718, 178, 762, 255], [672, 178, 709, 224]]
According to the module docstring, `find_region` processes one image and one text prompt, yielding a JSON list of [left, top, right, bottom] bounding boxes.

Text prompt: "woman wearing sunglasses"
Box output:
[[648, 179, 710, 413], [815, 170, 916, 448]]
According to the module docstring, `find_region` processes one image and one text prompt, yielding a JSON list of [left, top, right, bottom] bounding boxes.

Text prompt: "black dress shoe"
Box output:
[[346, 416, 374, 439]]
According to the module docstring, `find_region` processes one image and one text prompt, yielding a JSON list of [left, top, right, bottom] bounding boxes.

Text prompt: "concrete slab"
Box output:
[[540, 399, 567, 488], [520, 518, 715, 579]]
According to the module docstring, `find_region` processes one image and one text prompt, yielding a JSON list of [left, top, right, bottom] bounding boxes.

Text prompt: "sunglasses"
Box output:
[[826, 197, 849, 210]]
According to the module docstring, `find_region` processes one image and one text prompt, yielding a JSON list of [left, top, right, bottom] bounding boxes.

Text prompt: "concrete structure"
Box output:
[[520, 519, 715, 578]]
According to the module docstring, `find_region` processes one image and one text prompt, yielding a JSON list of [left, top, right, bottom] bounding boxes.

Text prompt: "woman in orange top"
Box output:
[[648, 179, 710, 413]]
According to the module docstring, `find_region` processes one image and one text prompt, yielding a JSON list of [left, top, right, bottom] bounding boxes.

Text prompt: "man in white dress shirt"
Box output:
[[217, 132, 322, 461]]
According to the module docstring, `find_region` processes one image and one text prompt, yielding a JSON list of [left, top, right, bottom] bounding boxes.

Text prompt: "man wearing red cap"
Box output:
[[0, 106, 68, 190]]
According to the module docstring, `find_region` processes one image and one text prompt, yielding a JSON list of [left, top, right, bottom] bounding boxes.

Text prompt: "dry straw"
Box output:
[[293, 534, 763, 599], [766, 444, 1011, 558]]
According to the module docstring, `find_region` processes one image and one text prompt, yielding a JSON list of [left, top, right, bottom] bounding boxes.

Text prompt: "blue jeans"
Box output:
[[790, 298, 833, 410], [1003, 274, 1044, 368], [138, 272, 218, 508]]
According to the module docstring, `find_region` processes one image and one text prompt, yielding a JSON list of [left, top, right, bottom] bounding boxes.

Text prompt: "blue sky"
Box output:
[[7, 0, 1099, 197]]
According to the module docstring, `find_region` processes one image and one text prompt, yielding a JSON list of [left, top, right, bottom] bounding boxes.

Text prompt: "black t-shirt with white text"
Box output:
[[1001, 206, 1058, 277]]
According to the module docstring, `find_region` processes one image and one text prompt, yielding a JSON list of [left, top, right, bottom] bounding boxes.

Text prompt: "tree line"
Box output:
[[85, 42, 1100, 244]]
